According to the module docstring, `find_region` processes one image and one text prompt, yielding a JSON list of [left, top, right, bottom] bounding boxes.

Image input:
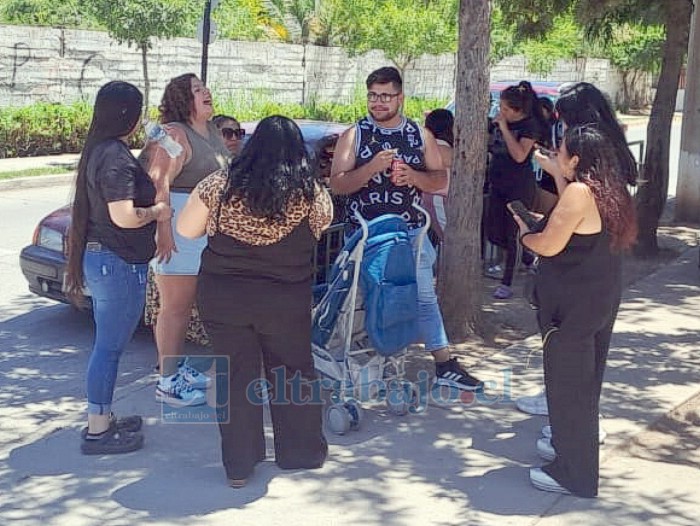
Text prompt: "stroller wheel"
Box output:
[[326, 402, 351, 435], [386, 381, 419, 416]]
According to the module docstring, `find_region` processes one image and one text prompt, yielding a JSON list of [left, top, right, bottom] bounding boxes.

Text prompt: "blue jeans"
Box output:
[[83, 246, 147, 415], [408, 229, 450, 352]]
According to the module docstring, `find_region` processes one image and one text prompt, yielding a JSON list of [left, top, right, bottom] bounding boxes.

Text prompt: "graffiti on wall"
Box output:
[[1, 42, 31, 89]]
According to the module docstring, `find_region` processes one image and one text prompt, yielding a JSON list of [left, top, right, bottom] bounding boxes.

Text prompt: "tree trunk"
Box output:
[[437, 0, 490, 340], [620, 70, 631, 113], [141, 45, 150, 120], [675, 0, 700, 224], [635, 0, 692, 256]]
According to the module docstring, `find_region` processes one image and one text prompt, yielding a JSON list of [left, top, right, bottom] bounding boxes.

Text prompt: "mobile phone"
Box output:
[[508, 200, 541, 231]]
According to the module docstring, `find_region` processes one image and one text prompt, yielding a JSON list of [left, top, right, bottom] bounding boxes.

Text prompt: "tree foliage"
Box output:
[[86, 0, 196, 51], [490, 5, 518, 65], [213, 0, 283, 42], [603, 23, 665, 74], [325, 0, 458, 72], [491, 5, 593, 75], [0, 0, 95, 27]]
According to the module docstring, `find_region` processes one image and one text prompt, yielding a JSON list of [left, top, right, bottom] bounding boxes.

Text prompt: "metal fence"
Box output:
[[312, 222, 345, 285], [627, 139, 646, 197]]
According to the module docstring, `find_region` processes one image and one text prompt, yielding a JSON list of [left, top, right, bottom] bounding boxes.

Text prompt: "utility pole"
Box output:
[[675, 1, 700, 223], [201, 0, 212, 84]]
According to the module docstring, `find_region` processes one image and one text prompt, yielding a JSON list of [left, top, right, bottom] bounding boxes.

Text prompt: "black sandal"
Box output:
[[81, 422, 144, 455], [80, 413, 142, 439]]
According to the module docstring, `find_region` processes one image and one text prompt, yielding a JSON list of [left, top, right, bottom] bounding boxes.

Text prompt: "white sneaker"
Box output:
[[537, 437, 557, 461], [516, 389, 548, 416], [178, 359, 212, 390], [156, 373, 207, 407], [530, 468, 570, 495], [541, 424, 607, 444]]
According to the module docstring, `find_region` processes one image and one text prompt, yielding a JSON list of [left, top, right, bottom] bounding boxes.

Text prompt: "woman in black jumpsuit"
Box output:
[[513, 125, 638, 497]]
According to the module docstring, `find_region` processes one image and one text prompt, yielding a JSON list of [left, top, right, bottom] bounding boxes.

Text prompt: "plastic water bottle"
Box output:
[[144, 121, 183, 159]]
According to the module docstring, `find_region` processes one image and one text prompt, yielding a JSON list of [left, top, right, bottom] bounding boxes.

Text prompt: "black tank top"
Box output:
[[539, 230, 621, 283], [199, 218, 316, 284], [346, 115, 426, 228]]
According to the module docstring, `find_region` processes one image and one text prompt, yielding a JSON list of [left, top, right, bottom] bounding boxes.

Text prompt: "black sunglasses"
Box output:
[[221, 127, 245, 140]]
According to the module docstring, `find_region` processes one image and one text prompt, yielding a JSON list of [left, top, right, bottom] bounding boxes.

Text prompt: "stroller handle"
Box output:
[[352, 202, 431, 234], [352, 202, 431, 270]]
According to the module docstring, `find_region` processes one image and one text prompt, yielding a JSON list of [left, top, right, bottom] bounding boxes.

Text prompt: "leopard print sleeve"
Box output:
[[309, 184, 334, 239], [196, 170, 227, 209]]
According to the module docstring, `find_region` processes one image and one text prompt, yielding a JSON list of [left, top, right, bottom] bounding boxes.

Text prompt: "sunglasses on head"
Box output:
[[221, 127, 245, 140]]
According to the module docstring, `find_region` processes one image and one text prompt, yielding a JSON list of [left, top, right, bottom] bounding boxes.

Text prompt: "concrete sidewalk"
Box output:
[[1, 249, 699, 523]]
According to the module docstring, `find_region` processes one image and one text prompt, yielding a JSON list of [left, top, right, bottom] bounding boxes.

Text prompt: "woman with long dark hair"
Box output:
[[142, 73, 230, 407], [513, 125, 637, 497], [423, 108, 454, 241], [516, 82, 638, 418], [177, 115, 332, 488], [66, 81, 171, 455], [487, 81, 548, 299], [539, 82, 637, 188]]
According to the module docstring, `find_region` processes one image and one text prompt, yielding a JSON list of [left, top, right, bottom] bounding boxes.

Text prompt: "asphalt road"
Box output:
[[0, 185, 157, 451]]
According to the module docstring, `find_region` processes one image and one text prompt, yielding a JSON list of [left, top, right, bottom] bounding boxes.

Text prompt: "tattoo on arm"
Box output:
[[135, 207, 154, 223]]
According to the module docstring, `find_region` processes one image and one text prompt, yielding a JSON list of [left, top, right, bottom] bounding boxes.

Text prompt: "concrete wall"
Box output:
[[1, 24, 625, 108]]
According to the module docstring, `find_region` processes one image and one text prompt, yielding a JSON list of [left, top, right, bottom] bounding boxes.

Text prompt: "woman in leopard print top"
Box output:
[[177, 116, 332, 488]]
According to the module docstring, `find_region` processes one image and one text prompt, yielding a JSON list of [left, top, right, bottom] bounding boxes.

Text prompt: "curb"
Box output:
[[0, 172, 75, 192]]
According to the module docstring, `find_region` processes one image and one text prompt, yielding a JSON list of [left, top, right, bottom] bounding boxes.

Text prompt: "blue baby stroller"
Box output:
[[312, 205, 430, 434]]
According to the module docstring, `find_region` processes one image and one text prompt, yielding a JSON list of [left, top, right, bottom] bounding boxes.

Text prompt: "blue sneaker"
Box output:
[[156, 373, 206, 407]]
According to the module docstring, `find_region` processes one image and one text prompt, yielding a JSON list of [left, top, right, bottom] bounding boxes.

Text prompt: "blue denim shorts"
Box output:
[[151, 191, 207, 276]]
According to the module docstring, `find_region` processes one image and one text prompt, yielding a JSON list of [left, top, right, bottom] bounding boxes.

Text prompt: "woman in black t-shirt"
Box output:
[[66, 81, 172, 455], [486, 81, 547, 299]]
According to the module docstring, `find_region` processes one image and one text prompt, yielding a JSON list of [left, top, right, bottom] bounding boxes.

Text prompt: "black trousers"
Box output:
[[197, 273, 327, 480], [538, 298, 619, 498]]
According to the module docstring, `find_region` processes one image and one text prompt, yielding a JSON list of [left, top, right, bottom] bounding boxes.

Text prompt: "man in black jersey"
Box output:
[[330, 66, 483, 392]]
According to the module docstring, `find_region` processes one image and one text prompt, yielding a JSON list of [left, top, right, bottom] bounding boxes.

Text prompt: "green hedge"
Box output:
[[0, 94, 448, 159]]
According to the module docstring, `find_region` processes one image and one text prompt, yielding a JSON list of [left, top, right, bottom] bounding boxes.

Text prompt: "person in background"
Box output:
[[515, 82, 637, 421], [177, 115, 331, 488], [486, 81, 548, 300], [66, 81, 172, 455], [143, 73, 230, 407], [531, 97, 559, 215], [212, 114, 245, 155], [513, 124, 637, 497], [423, 108, 454, 242]]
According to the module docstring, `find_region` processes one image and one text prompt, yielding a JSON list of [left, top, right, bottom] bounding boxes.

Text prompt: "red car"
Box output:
[[19, 120, 349, 304]]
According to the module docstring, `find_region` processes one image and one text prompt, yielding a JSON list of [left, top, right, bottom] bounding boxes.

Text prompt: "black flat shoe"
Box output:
[[81, 413, 142, 439], [81, 422, 144, 455]]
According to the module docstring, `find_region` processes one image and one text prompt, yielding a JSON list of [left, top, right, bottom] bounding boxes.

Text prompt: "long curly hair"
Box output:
[[556, 82, 638, 186], [564, 125, 638, 251], [66, 81, 143, 305], [159, 73, 197, 124], [221, 116, 316, 220]]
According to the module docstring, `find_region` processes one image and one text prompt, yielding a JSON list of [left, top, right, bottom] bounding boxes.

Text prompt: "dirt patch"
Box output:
[[621, 392, 700, 469]]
